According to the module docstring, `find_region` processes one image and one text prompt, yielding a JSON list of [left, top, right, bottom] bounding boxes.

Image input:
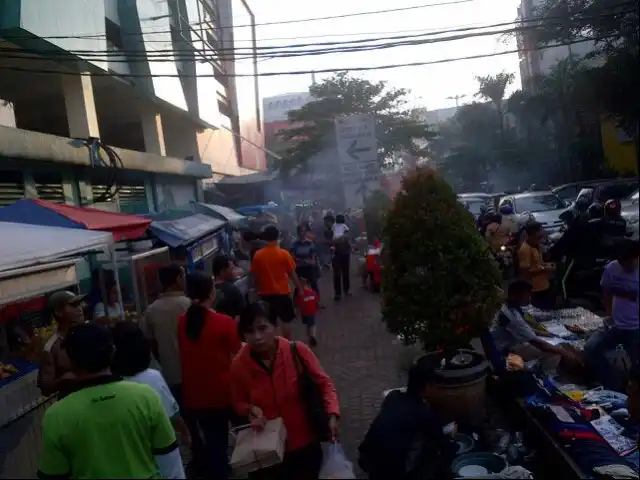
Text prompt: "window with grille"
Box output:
[[33, 172, 65, 203], [90, 184, 118, 211], [118, 183, 148, 214], [0, 171, 25, 206]]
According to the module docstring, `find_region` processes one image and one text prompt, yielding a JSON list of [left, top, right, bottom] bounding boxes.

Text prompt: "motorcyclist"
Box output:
[[498, 204, 518, 234], [485, 211, 509, 254], [549, 203, 594, 303], [588, 199, 628, 257], [476, 204, 495, 237], [559, 194, 591, 225]]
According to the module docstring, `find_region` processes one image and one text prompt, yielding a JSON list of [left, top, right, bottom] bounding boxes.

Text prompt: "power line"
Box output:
[[0, 36, 612, 78], [1, 7, 633, 63], [0, 0, 479, 42], [0, 9, 633, 65]]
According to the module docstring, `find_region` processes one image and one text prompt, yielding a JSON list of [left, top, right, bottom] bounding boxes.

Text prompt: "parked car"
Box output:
[[621, 189, 639, 240], [498, 191, 568, 233], [458, 196, 492, 219], [553, 178, 638, 205], [458, 192, 505, 213]]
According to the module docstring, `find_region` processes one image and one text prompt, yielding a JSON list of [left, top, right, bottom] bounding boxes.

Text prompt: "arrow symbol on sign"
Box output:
[[346, 139, 371, 161]]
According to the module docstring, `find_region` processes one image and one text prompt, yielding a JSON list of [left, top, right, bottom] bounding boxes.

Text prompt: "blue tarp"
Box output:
[[0, 199, 81, 229], [149, 214, 227, 248], [195, 203, 247, 225]]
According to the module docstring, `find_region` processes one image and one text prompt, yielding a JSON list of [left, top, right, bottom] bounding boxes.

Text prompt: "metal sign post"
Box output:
[[335, 114, 380, 209]]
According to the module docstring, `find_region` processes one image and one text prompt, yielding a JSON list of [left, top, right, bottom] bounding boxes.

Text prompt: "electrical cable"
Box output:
[[0, 8, 634, 64], [0, 0, 481, 42], [0, 35, 618, 78], [86, 137, 124, 204], [0, 2, 634, 52]]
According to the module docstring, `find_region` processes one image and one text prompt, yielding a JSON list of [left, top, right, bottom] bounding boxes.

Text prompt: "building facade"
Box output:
[[0, 0, 265, 212], [516, 0, 594, 86]]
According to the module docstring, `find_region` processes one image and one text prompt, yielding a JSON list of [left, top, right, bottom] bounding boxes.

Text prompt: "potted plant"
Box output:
[[381, 167, 502, 424]]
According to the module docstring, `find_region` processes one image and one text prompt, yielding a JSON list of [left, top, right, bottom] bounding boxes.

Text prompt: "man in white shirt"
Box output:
[[490, 280, 579, 373]]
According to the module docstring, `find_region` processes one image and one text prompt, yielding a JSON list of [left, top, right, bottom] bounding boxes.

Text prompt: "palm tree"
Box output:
[[475, 71, 515, 130]]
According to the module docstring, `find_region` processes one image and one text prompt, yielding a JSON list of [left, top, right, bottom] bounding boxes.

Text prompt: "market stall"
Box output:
[[0, 199, 153, 322], [0, 222, 115, 428], [148, 214, 228, 274], [499, 306, 639, 478]]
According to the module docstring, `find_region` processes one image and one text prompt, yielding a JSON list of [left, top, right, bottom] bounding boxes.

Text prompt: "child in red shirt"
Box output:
[[296, 276, 319, 347]]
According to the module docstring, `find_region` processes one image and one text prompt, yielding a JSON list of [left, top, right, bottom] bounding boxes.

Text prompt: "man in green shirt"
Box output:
[[38, 323, 180, 479]]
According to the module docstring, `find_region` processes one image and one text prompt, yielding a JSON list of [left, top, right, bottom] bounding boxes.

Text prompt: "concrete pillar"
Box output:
[[140, 109, 167, 156], [62, 73, 100, 139]]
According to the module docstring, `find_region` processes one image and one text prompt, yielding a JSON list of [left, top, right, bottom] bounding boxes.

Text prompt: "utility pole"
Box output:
[[446, 94, 467, 107]]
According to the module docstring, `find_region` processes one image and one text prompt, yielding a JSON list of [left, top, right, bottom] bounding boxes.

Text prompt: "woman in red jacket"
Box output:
[[231, 302, 340, 480], [178, 272, 242, 479]]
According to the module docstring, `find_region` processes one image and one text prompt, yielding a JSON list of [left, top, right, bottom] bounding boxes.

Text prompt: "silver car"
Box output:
[[498, 191, 569, 234], [621, 189, 639, 240]]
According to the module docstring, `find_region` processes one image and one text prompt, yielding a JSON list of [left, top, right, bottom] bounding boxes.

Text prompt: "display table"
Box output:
[[519, 375, 639, 479], [0, 359, 45, 428]]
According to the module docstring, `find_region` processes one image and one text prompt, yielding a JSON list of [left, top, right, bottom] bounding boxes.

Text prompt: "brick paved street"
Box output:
[[292, 272, 407, 477]]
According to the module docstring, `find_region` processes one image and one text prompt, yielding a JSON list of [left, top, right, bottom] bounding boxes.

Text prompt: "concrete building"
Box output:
[[262, 92, 312, 148], [412, 106, 459, 127], [516, 0, 594, 87], [0, 0, 265, 213]]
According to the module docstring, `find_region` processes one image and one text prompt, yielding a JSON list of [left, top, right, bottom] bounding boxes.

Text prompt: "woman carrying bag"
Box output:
[[230, 302, 340, 480]]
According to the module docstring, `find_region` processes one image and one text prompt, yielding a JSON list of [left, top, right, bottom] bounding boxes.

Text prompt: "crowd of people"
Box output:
[[29, 202, 638, 480], [34, 209, 359, 480]]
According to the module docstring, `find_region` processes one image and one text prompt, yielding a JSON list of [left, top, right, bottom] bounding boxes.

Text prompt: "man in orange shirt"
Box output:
[[517, 222, 555, 309], [251, 225, 303, 339]]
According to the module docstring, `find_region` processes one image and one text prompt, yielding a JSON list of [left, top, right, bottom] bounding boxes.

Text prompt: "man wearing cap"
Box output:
[[37, 291, 86, 398], [37, 323, 181, 479]]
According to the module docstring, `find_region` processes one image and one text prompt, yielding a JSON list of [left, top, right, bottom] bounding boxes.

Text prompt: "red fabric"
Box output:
[[296, 288, 318, 317], [0, 296, 46, 324], [230, 338, 340, 452], [34, 199, 150, 241], [178, 309, 242, 409]]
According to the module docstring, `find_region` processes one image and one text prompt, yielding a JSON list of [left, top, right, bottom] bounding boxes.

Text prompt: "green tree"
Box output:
[[381, 167, 501, 352], [363, 189, 391, 242], [476, 71, 515, 124], [277, 72, 436, 172]]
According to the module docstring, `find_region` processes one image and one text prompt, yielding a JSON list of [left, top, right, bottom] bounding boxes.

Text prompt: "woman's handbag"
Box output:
[[290, 342, 331, 441]]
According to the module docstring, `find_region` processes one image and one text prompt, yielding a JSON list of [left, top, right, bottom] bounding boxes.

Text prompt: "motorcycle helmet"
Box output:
[[575, 195, 591, 212], [588, 202, 604, 219], [499, 204, 514, 216], [604, 198, 622, 218]]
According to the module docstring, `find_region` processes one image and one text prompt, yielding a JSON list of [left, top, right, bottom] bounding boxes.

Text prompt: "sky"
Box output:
[[232, 0, 523, 111]]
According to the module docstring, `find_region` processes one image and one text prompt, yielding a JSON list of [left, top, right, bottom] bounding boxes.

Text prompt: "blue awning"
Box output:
[[195, 203, 247, 225], [149, 214, 227, 248]]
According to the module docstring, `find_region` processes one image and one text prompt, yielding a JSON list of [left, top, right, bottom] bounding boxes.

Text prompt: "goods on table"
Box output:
[[0, 362, 17, 379]]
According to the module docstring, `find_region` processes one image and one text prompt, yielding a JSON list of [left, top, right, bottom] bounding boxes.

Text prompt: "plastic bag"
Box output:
[[319, 443, 356, 479]]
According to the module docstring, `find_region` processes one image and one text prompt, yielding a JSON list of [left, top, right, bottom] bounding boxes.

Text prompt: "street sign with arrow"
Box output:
[[346, 139, 372, 161], [335, 114, 380, 209]]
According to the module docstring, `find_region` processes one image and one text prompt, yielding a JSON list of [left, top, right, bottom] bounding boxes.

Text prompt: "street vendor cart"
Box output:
[[148, 214, 228, 274], [0, 222, 116, 478]]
